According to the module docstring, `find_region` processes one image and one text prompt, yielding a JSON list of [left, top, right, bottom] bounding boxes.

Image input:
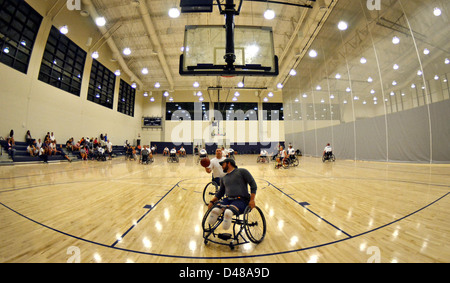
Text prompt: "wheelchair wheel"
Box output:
[[331, 154, 336, 162], [203, 181, 219, 205], [282, 159, 290, 169], [202, 203, 222, 232], [292, 158, 299, 167], [322, 155, 326, 162], [243, 206, 266, 244]]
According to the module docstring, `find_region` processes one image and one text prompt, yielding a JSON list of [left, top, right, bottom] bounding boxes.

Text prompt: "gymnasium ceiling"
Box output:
[[77, 0, 335, 96], [74, 0, 448, 99]]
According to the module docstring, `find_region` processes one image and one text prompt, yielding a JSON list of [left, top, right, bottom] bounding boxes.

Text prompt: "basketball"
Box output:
[[200, 158, 210, 168]]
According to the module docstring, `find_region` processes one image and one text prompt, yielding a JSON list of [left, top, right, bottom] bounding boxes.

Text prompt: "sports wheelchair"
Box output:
[[256, 155, 269, 163], [140, 154, 154, 164], [322, 152, 335, 162], [167, 154, 179, 163], [202, 202, 266, 250], [202, 181, 219, 205]]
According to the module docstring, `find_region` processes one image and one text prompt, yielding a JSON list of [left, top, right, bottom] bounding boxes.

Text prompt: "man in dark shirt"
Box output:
[[207, 158, 257, 230]]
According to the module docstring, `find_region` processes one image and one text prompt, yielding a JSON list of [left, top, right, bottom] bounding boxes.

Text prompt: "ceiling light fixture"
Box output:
[[60, 25, 69, 34], [433, 7, 442, 16], [168, 7, 180, 18], [309, 49, 318, 58], [264, 9, 275, 20], [95, 17, 106, 27], [123, 48, 131, 56], [392, 36, 400, 45], [91, 51, 99, 59], [337, 21, 348, 31]]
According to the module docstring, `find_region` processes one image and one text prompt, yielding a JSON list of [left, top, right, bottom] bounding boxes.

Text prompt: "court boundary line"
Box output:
[[110, 179, 185, 247], [264, 179, 353, 238]]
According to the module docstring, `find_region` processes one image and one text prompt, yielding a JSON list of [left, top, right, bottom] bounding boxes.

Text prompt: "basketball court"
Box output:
[[1, 155, 448, 263], [0, 0, 449, 266]]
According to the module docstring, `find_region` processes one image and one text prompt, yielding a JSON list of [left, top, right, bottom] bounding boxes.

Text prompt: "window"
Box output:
[[0, 0, 42, 74], [87, 59, 115, 109], [118, 79, 135, 117], [166, 102, 209, 121], [214, 102, 258, 121], [262, 103, 284, 120], [38, 26, 86, 96]]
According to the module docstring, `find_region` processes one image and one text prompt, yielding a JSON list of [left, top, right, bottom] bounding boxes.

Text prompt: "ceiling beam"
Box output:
[[82, 0, 143, 88], [137, 0, 175, 91]]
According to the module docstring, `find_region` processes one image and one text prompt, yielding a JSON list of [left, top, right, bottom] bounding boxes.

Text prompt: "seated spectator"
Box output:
[[66, 138, 73, 152], [38, 145, 48, 163], [7, 138, 16, 159], [80, 145, 87, 160], [27, 143, 37, 157], [25, 130, 35, 146], [54, 144, 72, 162]]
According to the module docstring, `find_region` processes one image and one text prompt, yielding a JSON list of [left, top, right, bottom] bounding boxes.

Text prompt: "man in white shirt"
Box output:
[[276, 146, 287, 168], [179, 146, 186, 156], [106, 140, 113, 160], [288, 145, 296, 161], [205, 148, 226, 185], [323, 143, 333, 159]]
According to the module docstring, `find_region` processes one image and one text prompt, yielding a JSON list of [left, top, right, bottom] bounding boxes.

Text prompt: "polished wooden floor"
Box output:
[[0, 154, 449, 263]]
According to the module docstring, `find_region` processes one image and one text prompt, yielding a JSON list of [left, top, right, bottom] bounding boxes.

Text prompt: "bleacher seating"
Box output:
[[0, 140, 127, 164]]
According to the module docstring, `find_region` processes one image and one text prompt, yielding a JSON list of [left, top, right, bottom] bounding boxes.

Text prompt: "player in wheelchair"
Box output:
[[140, 145, 153, 164], [202, 158, 266, 249], [96, 146, 107, 161], [257, 149, 269, 163], [322, 143, 335, 162], [197, 147, 208, 164], [167, 147, 179, 163], [125, 144, 136, 160]]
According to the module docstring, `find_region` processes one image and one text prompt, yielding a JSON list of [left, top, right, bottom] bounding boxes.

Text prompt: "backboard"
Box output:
[[179, 25, 279, 77]]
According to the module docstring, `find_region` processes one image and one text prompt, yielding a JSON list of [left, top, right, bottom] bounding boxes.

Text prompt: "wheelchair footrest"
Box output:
[[218, 233, 232, 241]]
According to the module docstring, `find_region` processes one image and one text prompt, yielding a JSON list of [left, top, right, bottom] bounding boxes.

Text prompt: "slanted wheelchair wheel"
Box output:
[[243, 206, 266, 244], [282, 159, 290, 169], [292, 158, 299, 167], [202, 203, 222, 232], [203, 181, 218, 205]]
